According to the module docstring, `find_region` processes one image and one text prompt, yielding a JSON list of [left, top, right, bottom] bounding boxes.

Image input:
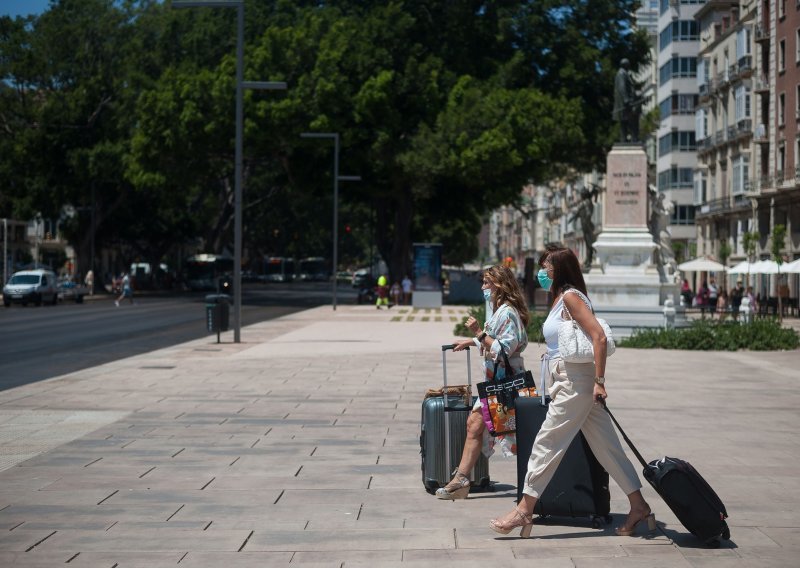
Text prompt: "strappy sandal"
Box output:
[[435, 469, 470, 500], [489, 506, 533, 537]]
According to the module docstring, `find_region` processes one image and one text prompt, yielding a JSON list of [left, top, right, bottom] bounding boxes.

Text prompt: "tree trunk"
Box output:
[[376, 185, 413, 284]]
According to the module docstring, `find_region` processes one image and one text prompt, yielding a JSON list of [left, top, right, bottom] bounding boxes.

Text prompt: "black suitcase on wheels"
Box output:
[[516, 395, 612, 527], [604, 406, 730, 547]]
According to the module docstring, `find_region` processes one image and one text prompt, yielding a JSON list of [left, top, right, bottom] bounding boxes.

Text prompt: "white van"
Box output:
[[3, 269, 59, 307]]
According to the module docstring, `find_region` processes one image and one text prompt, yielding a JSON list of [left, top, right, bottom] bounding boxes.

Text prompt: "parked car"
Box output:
[[3, 269, 59, 307], [57, 278, 89, 304], [351, 268, 371, 288]]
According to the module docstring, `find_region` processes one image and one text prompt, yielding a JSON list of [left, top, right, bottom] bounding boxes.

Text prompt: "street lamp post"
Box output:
[[2, 218, 7, 285], [300, 132, 360, 310], [173, 0, 286, 342]]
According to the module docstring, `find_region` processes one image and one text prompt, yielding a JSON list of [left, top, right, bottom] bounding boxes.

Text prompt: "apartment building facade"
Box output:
[[694, 0, 799, 297], [657, 0, 706, 260], [694, 0, 756, 259]]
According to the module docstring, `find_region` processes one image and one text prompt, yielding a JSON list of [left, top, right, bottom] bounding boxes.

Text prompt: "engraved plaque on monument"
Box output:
[[604, 147, 648, 229], [585, 143, 667, 308]]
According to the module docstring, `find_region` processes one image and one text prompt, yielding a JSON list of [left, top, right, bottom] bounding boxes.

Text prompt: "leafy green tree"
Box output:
[[718, 239, 731, 267], [242, 0, 648, 278], [770, 224, 786, 321], [3, 0, 650, 284], [742, 230, 759, 287]]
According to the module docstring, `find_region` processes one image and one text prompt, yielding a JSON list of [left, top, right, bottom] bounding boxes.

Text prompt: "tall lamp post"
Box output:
[[173, 0, 286, 342], [300, 132, 360, 310]]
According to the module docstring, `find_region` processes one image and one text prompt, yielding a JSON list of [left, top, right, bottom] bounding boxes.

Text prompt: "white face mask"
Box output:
[[483, 288, 492, 301]]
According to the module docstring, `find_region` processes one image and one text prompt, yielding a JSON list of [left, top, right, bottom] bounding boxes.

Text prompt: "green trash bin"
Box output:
[[205, 294, 230, 340]]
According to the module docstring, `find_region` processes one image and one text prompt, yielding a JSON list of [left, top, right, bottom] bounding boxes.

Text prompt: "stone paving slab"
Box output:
[[0, 305, 799, 566]]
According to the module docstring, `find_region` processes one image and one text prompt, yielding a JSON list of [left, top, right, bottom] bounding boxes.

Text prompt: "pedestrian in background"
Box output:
[[730, 280, 744, 320], [680, 278, 692, 307], [402, 274, 413, 305], [707, 277, 719, 318], [375, 275, 390, 309], [696, 280, 709, 318], [115, 272, 133, 307], [390, 280, 402, 306], [84, 269, 94, 296], [716, 289, 728, 322]]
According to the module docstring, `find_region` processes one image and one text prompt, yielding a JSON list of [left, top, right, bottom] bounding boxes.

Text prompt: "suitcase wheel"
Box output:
[[590, 515, 612, 529]]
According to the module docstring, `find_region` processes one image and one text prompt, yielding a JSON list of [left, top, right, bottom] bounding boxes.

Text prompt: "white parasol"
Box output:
[[782, 258, 800, 273], [677, 257, 727, 272], [751, 259, 782, 274], [727, 260, 761, 275]]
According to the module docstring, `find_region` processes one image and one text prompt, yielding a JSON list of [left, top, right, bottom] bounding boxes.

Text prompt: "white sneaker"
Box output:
[[114, 300, 119, 307]]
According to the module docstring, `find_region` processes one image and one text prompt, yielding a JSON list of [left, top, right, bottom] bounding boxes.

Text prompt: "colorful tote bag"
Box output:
[[476, 346, 537, 436]]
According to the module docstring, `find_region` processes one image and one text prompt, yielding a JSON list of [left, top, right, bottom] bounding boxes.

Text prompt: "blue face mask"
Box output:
[[482, 288, 492, 301], [537, 269, 553, 291]]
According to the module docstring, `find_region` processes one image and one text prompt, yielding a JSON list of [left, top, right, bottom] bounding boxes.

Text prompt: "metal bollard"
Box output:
[[663, 296, 676, 329]]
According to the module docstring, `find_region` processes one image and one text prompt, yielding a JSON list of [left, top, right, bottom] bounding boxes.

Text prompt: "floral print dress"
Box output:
[[476, 303, 528, 457]]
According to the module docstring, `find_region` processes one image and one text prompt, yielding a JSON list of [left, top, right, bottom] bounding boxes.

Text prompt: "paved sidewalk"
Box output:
[[0, 305, 798, 567]]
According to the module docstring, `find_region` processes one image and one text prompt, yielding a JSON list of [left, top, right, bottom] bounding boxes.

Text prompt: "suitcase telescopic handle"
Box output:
[[602, 403, 649, 470], [441, 343, 472, 477]]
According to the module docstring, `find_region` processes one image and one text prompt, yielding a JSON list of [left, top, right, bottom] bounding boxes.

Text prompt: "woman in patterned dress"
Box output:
[[435, 265, 530, 499]]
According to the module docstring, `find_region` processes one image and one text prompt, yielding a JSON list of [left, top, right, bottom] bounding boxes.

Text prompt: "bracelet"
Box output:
[[477, 332, 487, 342]]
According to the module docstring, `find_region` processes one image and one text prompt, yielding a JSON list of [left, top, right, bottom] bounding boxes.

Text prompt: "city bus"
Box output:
[[184, 254, 234, 291], [297, 257, 330, 282], [260, 256, 295, 283]]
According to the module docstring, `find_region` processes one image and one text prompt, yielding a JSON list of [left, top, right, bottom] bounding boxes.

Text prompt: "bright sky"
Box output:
[[2, 0, 52, 18]]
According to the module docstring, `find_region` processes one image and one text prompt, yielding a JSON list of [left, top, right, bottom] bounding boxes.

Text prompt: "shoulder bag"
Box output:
[[557, 289, 616, 363]]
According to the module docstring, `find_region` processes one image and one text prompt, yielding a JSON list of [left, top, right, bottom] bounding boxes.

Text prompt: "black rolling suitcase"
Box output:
[[420, 344, 490, 493], [604, 405, 730, 547], [515, 394, 612, 527]]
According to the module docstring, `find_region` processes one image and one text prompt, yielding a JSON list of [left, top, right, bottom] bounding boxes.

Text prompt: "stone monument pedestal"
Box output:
[[586, 144, 679, 313]]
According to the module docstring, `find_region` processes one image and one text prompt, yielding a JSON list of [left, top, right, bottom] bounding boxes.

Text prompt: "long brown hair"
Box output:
[[539, 244, 588, 306], [484, 265, 530, 327]]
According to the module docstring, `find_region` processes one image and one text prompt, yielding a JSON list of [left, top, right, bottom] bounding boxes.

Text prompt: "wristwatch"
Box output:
[[594, 376, 605, 385], [477, 332, 488, 342]]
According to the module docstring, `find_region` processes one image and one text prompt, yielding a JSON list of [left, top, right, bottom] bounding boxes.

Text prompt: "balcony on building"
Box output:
[[737, 118, 752, 135], [727, 62, 739, 82], [698, 196, 731, 217], [716, 70, 730, 90], [754, 123, 768, 143], [736, 55, 753, 79], [754, 23, 769, 43], [754, 74, 769, 93], [715, 130, 726, 146]]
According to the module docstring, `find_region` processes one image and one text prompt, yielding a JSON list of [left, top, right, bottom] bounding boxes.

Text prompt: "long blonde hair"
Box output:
[[484, 265, 530, 327]]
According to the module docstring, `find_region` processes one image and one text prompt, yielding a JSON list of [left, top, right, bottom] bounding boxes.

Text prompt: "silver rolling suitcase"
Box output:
[[420, 344, 490, 493]]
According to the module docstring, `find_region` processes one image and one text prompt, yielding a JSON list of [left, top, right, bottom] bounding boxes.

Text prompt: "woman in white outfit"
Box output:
[[489, 244, 654, 538], [435, 265, 529, 499]]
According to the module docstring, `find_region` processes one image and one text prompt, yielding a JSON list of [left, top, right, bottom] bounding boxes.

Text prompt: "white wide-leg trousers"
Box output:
[[522, 357, 641, 498]]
